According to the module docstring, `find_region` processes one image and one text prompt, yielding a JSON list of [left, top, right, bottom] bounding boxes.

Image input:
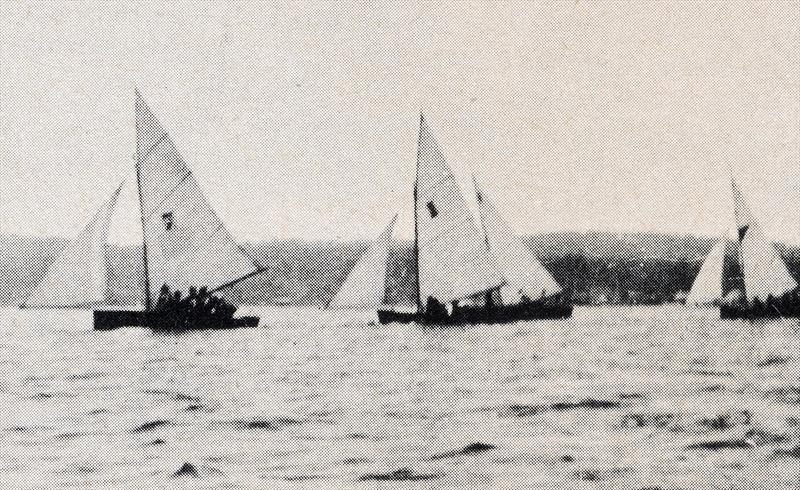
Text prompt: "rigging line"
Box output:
[[209, 268, 268, 296], [137, 133, 169, 167], [216, 215, 265, 271], [141, 171, 193, 224]]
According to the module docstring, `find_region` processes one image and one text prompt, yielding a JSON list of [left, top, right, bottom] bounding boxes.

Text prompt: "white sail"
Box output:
[[414, 115, 503, 306], [22, 185, 122, 308], [730, 178, 797, 301], [686, 238, 726, 305], [473, 178, 562, 304], [327, 215, 397, 309], [135, 90, 263, 304], [740, 223, 797, 301]]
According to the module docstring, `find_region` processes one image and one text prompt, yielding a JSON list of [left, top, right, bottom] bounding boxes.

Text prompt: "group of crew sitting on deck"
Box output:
[[422, 289, 566, 322], [727, 288, 800, 317], [155, 285, 237, 327]]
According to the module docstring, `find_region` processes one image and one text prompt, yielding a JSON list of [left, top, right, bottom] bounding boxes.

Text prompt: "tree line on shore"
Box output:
[[2, 233, 798, 306]]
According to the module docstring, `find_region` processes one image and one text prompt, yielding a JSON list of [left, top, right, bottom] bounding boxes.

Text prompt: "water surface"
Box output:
[[1, 306, 799, 489]]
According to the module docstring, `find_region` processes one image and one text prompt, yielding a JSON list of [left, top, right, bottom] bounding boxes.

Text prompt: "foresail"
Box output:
[[415, 116, 503, 306], [327, 215, 397, 309], [686, 239, 726, 305], [740, 224, 797, 301], [135, 91, 262, 304], [22, 185, 122, 308], [730, 177, 797, 301], [473, 178, 562, 304]]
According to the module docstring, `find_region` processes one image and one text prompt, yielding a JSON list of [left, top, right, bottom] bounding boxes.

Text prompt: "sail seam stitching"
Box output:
[[142, 172, 193, 223], [138, 133, 169, 166]]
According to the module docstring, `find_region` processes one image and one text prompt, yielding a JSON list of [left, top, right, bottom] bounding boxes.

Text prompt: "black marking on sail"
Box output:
[[737, 225, 749, 242], [427, 201, 438, 218], [476, 190, 483, 203], [162, 212, 174, 231]]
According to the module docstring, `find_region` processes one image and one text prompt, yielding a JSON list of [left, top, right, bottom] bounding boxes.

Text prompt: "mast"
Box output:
[[134, 89, 152, 311], [730, 174, 747, 301], [135, 151, 152, 311], [413, 114, 423, 313]]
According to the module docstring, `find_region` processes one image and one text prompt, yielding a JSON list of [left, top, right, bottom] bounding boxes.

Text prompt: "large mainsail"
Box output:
[[414, 116, 503, 307], [135, 90, 263, 305], [730, 179, 797, 301], [686, 238, 726, 305], [473, 178, 562, 304], [327, 215, 397, 309], [22, 185, 122, 308]]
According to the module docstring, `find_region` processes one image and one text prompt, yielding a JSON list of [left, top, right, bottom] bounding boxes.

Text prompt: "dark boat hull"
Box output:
[[720, 304, 800, 320], [377, 302, 573, 325], [93, 310, 259, 331]]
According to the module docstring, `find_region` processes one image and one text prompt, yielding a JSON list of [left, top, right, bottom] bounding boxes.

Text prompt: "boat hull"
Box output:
[[720, 303, 800, 320], [93, 310, 259, 331], [377, 302, 573, 325]]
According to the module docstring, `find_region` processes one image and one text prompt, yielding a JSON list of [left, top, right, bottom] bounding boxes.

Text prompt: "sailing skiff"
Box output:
[[22, 90, 265, 330], [377, 115, 572, 325], [687, 176, 799, 319]]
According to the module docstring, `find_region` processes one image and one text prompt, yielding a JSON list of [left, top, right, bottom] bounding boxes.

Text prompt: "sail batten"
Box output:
[[414, 116, 504, 306], [327, 215, 397, 309], [22, 184, 123, 308], [135, 91, 262, 304], [473, 178, 563, 304]]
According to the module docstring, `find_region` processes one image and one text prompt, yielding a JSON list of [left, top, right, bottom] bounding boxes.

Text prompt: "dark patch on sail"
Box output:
[[131, 420, 171, 433], [737, 225, 749, 241], [161, 212, 174, 231], [426, 201, 438, 218], [359, 468, 440, 482], [429, 442, 496, 460]]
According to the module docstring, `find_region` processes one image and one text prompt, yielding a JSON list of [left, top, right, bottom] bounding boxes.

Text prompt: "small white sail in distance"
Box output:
[[473, 177, 563, 304], [686, 236, 727, 305], [135, 90, 264, 305], [730, 178, 797, 301], [22, 184, 123, 308], [414, 115, 504, 306], [326, 215, 398, 309]]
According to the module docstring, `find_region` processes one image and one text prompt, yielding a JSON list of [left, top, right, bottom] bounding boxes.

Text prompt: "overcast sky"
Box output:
[[1, 1, 798, 245]]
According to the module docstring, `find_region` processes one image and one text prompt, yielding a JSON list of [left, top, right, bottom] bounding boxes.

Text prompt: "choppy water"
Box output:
[[1, 305, 799, 489]]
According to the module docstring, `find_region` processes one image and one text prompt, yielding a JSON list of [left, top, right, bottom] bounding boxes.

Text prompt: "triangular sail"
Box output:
[[473, 178, 562, 304], [22, 184, 123, 308], [730, 178, 797, 301], [135, 90, 263, 305], [414, 116, 503, 307], [327, 215, 397, 309], [686, 238, 726, 305]]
